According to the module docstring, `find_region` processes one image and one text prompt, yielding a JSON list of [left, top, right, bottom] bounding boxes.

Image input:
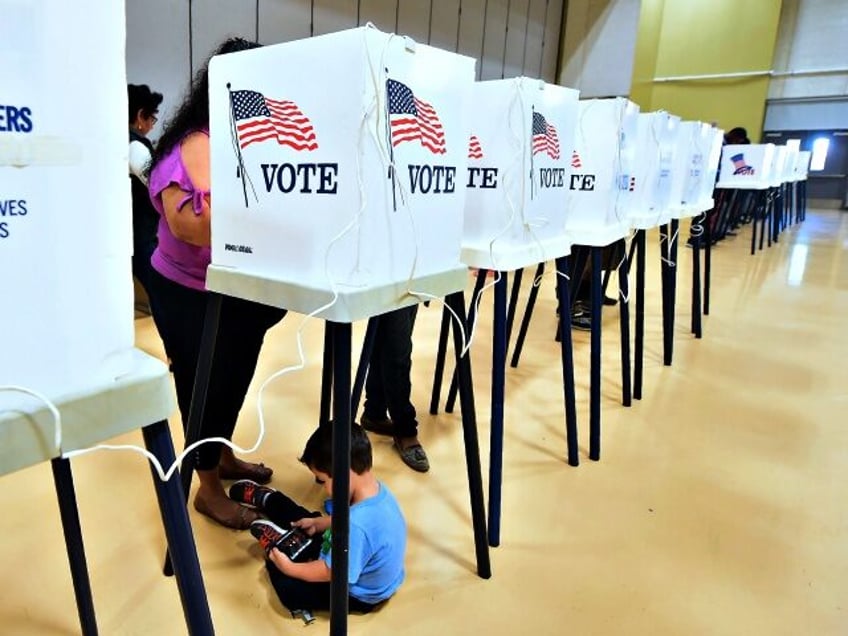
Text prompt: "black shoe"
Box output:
[[603, 295, 617, 306], [229, 479, 275, 510], [571, 302, 591, 331], [361, 414, 394, 436]]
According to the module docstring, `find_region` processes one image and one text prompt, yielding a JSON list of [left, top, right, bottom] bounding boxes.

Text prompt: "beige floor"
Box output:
[[2, 208, 847, 635]]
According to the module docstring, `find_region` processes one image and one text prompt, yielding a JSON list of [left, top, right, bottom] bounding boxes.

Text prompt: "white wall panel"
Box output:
[[125, 0, 190, 139], [190, 0, 257, 78], [258, 0, 312, 44]]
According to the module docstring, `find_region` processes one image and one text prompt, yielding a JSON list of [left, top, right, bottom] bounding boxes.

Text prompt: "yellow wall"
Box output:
[[630, 0, 783, 141]]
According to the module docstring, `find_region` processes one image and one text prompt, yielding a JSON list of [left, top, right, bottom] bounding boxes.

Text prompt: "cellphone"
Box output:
[[276, 527, 314, 561]]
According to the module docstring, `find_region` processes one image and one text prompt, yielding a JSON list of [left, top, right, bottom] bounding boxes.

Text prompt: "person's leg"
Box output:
[[266, 562, 332, 613], [362, 321, 389, 424], [262, 491, 320, 527], [378, 305, 419, 439]]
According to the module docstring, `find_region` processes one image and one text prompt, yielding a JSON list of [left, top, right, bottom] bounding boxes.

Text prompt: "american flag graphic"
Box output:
[[571, 150, 582, 169], [387, 79, 446, 155], [231, 89, 318, 151], [532, 111, 560, 159], [468, 135, 483, 159]]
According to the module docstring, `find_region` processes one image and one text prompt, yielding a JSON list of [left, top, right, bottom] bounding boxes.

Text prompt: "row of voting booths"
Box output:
[[1, 13, 813, 635]]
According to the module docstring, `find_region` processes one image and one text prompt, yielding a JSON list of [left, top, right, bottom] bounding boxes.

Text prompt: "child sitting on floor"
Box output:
[[229, 423, 406, 618]]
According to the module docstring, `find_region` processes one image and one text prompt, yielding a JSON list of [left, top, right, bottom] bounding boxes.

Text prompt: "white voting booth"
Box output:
[[461, 78, 579, 271], [716, 143, 776, 190], [207, 27, 475, 322], [769, 145, 789, 188], [625, 111, 680, 230], [794, 151, 812, 181], [0, 1, 134, 398], [565, 97, 640, 246], [672, 122, 724, 218]]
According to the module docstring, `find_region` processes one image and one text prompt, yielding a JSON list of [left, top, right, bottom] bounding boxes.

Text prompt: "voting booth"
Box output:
[[675, 122, 723, 218], [207, 27, 475, 321], [794, 151, 812, 180], [716, 143, 776, 190], [0, 1, 134, 397], [769, 145, 789, 188], [622, 111, 679, 231], [461, 78, 579, 270], [564, 97, 640, 246]]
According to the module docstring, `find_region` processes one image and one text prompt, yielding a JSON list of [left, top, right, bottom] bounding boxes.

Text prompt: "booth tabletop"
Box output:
[[0, 349, 174, 476], [206, 264, 469, 323]]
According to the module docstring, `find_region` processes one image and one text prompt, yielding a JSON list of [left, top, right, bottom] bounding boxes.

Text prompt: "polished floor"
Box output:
[[2, 209, 846, 635]]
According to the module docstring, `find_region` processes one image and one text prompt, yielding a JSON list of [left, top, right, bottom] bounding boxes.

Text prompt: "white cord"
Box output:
[[0, 385, 62, 454]]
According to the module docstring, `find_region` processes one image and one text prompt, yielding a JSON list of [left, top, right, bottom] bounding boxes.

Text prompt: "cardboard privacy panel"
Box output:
[[626, 111, 680, 230], [461, 77, 579, 270], [794, 151, 812, 181], [768, 145, 789, 187], [673, 122, 721, 218], [0, 1, 134, 397], [207, 27, 475, 320], [716, 143, 776, 190], [565, 97, 640, 245]]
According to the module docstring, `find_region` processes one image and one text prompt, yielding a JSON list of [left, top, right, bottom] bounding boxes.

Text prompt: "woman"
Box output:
[[127, 83, 163, 296], [146, 38, 286, 529]]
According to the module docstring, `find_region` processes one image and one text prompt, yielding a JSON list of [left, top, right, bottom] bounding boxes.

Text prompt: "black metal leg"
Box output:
[[692, 218, 703, 339], [510, 262, 545, 368], [634, 230, 646, 400], [165, 292, 223, 576], [589, 247, 602, 461], [618, 249, 632, 407], [666, 219, 679, 365], [705, 206, 713, 316], [320, 322, 334, 423], [143, 420, 215, 636], [749, 191, 758, 255], [51, 457, 98, 636], [445, 291, 492, 578], [555, 247, 589, 343], [429, 304, 452, 414], [505, 267, 523, 349], [758, 192, 767, 252], [659, 224, 672, 367], [446, 269, 488, 414], [351, 316, 379, 420], [554, 256, 579, 466], [329, 322, 352, 635], [488, 271, 508, 547]]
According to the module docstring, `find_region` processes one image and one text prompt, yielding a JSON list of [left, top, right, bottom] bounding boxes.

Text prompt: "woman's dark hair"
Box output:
[[150, 37, 260, 172], [300, 423, 373, 477], [127, 84, 163, 125]]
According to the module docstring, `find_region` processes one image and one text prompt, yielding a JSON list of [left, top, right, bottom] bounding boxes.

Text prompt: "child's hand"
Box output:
[[293, 517, 322, 536], [268, 547, 292, 573]]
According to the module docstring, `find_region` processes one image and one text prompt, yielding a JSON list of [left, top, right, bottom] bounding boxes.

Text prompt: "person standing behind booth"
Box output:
[[360, 305, 429, 472], [127, 83, 162, 297], [145, 38, 286, 530]]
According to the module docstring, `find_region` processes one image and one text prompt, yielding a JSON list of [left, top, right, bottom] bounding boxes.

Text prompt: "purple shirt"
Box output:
[[148, 132, 211, 290]]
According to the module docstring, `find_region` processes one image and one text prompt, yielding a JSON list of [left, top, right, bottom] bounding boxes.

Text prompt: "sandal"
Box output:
[[193, 495, 258, 530], [218, 461, 274, 484]]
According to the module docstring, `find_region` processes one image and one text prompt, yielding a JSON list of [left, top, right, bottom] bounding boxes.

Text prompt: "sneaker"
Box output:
[[361, 414, 394, 436], [571, 302, 592, 331], [229, 479, 275, 510], [394, 437, 430, 472], [250, 519, 287, 554]]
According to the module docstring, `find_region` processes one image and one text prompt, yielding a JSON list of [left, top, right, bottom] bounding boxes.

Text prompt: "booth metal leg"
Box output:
[[350, 316, 379, 420], [505, 267, 523, 349], [589, 247, 602, 461], [429, 305, 452, 415], [692, 226, 703, 339], [165, 291, 223, 576], [633, 230, 646, 400], [445, 269, 488, 414], [554, 256, 579, 466], [666, 219, 679, 366], [51, 457, 98, 636], [618, 250, 632, 407], [320, 322, 334, 423], [705, 210, 713, 316], [510, 262, 545, 368], [328, 322, 352, 636], [488, 272, 508, 547], [445, 292, 492, 578], [142, 421, 214, 636]]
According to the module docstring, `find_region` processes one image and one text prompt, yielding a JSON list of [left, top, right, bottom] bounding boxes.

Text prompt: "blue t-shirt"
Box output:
[[320, 482, 406, 604]]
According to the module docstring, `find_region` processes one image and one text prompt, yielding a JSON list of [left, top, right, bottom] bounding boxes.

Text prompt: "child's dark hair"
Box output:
[[299, 423, 372, 476], [127, 84, 163, 124]]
